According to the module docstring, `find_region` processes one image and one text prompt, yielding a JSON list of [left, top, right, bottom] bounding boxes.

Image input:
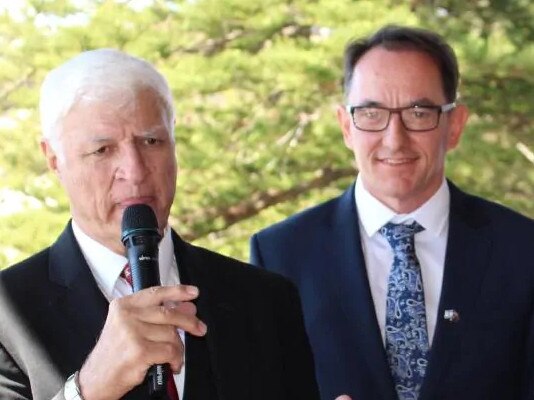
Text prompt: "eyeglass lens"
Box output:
[[353, 107, 440, 131]]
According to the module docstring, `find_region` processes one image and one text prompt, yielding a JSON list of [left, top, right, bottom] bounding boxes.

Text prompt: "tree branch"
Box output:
[[0, 68, 35, 108], [171, 20, 313, 57], [174, 166, 355, 240]]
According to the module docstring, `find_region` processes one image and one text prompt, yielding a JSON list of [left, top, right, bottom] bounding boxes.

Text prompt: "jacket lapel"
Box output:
[[172, 232, 250, 400], [326, 184, 396, 400], [420, 182, 492, 399], [47, 222, 109, 374]]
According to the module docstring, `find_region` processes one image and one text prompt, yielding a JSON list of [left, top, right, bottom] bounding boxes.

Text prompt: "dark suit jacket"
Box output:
[[250, 180, 534, 400], [0, 223, 319, 400]]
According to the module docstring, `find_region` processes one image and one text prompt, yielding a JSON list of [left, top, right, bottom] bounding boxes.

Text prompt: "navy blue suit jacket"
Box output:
[[250, 181, 534, 400]]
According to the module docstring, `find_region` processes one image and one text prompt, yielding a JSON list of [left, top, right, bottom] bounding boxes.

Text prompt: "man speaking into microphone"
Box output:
[[0, 49, 319, 400]]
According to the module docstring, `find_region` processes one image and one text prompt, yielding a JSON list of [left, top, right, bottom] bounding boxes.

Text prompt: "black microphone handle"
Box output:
[[125, 234, 170, 399]]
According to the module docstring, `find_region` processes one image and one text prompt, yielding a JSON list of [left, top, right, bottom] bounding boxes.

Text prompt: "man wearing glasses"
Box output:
[[250, 25, 534, 400]]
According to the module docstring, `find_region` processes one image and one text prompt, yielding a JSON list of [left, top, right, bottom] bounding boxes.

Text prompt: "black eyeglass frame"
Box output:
[[345, 102, 457, 132]]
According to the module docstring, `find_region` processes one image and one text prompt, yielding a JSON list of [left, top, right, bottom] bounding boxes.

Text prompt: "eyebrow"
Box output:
[[87, 136, 113, 144], [354, 100, 383, 107], [139, 125, 168, 137], [84, 125, 169, 142], [407, 97, 439, 107]]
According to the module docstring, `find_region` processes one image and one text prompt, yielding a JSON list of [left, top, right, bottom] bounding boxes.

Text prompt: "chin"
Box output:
[[377, 177, 413, 194]]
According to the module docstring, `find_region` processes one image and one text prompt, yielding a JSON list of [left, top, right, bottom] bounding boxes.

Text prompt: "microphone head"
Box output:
[[121, 204, 160, 244]]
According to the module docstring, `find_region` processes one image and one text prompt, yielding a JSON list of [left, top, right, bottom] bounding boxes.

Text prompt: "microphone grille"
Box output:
[[121, 204, 159, 232]]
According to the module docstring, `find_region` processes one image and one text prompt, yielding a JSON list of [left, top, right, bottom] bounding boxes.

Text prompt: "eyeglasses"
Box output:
[[345, 102, 456, 132]]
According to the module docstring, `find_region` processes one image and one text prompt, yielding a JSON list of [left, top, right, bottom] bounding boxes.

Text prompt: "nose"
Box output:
[[382, 112, 409, 151], [115, 144, 148, 183]]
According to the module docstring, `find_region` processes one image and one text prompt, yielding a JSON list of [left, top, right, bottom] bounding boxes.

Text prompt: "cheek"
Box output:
[[432, 133, 450, 157], [63, 164, 112, 202], [419, 136, 449, 170], [158, 153, 176, 174], [153, 157, 177, 193], [165, 165, 178, 196], [58, 164, 85, 191], [353, 135, 378, 160]]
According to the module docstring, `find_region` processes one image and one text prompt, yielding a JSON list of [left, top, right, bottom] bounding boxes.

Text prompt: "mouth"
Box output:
[[378, 157, 418, 166], [117, 196, 156, 209]]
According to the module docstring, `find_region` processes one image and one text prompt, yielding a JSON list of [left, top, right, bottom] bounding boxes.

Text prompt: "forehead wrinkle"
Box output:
[[355, 97, 438, 108], [89, 136, 115, 143], [355, 99, 383, 107]]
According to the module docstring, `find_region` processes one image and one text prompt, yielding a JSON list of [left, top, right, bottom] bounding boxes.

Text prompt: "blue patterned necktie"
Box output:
[[380, 222, 429, 400]]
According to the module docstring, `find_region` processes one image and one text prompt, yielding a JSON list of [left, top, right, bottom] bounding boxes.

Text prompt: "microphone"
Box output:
[[121, 204, 168, 398]]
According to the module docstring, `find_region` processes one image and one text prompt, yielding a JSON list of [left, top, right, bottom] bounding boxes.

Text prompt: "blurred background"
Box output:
[[0, 0, 532, 268]]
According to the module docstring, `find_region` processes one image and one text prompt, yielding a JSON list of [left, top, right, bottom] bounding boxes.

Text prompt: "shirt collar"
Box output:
[[158, 225, 176, 285], [72, 220, 175, 300], [355, 176, 450, 238]]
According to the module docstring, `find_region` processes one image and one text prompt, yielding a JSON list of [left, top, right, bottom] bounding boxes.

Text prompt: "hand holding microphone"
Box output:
[[121, 203, 168, 397], [77, 204, 207, 400]]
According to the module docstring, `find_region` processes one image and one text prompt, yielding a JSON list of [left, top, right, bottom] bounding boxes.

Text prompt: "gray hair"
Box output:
[[40, 48, 175, 157]]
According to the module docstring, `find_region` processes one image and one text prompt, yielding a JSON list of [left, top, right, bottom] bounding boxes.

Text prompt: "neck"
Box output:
[[362, 179, 445, 215]]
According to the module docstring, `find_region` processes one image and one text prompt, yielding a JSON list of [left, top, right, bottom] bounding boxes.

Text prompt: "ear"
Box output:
[[446, 104, 469, 150], [337, 105, 354, 149], [40, 140, 60, 176]]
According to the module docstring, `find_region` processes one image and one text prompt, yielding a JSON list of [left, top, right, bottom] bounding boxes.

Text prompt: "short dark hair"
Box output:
[[343, 25, 459, 102]]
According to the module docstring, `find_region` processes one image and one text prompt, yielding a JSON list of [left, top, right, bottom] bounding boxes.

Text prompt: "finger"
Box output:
[[165, 336, 185, 373], [124, 337, 185, 374], [135, 303, 207, 336], [129, 320, 181, 344], [134, 302, 197, 324], [163, 300, 197, 316], [127, 285, 200, 307], [137, 334, 185, 374], [109, 294, 198, 323], [142, 340, 185, 373]]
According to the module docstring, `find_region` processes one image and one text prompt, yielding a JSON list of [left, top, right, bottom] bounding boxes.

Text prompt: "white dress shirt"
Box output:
[[72, 221, 185, 397], [355, 176, 449, 345]]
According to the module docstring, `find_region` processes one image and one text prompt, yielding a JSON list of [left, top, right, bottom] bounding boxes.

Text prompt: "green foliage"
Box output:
[[0, 0, 532, 269]]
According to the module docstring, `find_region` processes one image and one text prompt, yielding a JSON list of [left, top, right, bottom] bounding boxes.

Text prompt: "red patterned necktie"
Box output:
[[120, 264, 180, 400], [121, 263, 134, 287]]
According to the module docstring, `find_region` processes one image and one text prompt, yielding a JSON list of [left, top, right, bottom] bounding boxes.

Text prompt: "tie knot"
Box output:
[[380, 221, 424, 251]]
